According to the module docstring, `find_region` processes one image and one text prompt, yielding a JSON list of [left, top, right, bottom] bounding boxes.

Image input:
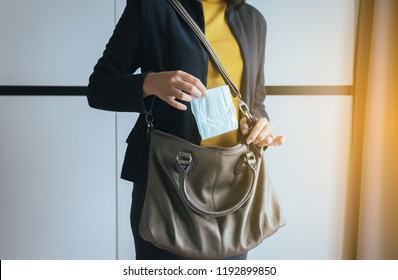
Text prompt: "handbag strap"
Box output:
[[167, 0, 256, 127]]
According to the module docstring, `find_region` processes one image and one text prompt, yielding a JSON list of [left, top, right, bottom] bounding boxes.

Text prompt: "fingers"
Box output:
[[165, 94, 187, 111], [256, 135, 286, 147], [176, 71, 207, 98], [242, 117, 285, 148], [143, 70, 207, 111], [172, 87, 193, 103], [240, 117, 250, 136], [246, 118, 272, 145], [270, 135, 286, 146]]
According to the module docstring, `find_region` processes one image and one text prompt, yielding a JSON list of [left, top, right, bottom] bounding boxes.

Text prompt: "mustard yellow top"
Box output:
[[200, 0, 244, 147]]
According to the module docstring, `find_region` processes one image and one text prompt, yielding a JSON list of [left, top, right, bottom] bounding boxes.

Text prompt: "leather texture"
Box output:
[[139, 130, 285, 259]]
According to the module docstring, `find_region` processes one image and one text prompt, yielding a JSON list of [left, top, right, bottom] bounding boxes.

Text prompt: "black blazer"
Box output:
[[87, 0, 269, 183]]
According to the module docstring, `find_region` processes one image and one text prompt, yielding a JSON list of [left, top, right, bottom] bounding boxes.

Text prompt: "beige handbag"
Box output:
[[139, 0, 285, 259]]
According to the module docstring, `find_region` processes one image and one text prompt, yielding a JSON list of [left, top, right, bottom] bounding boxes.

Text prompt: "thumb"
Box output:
[[240, 117, 250, 135]]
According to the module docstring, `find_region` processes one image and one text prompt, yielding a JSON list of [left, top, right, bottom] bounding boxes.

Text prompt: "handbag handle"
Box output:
[[167, 0, 257, 128], [176, 151, 258, 218]]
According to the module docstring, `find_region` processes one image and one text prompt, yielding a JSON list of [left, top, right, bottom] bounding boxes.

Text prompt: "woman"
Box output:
[[87, 0, 284, 260]]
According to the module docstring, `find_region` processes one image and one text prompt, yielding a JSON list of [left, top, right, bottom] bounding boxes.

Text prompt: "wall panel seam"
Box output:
[[0, 85, 353, 96]]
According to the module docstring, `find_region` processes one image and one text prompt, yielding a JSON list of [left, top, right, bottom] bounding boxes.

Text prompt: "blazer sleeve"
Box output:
[[86, 1, 149, 113], [252, 14, 270, 121]]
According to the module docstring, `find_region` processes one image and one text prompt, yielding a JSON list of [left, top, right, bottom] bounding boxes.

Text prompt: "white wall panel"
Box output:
[[114, 0, 137, 260], [0, 96, 117, 259], [0, 0, 114, 86], [116, 0, 126, 22], [249, 95, 352, 259], [248, 0, 358, 85]]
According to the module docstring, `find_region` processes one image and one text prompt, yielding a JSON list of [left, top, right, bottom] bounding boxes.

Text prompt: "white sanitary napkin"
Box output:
[[190, 85, 238, 140]]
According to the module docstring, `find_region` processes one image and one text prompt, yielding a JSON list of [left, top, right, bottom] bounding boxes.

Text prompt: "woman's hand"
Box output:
[[240, 117, 285, 147], [143, 70, 207, 110]]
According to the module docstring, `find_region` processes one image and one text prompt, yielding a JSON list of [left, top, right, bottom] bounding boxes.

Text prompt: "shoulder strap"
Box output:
[[168, 0, 239, 97], [167, 0, 256, 126]]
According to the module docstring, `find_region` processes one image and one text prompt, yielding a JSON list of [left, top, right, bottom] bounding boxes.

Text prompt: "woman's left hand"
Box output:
[[240, 117, 285, 147]]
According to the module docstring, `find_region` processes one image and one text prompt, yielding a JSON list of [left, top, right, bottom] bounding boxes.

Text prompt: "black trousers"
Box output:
[[130, 183, 248, 260]]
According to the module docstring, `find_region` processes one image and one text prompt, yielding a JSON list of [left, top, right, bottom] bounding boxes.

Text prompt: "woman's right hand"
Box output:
[[143, 70, 207, 110]]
